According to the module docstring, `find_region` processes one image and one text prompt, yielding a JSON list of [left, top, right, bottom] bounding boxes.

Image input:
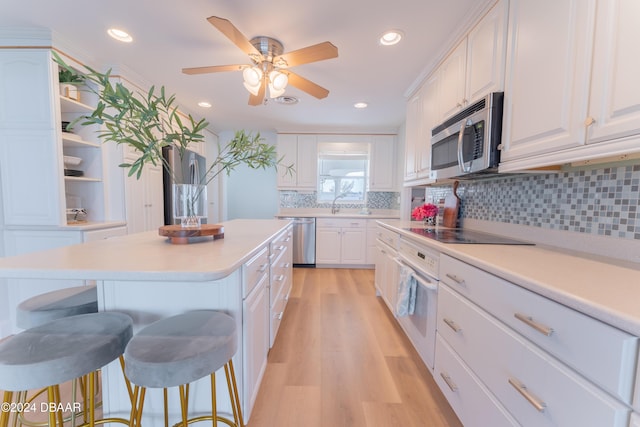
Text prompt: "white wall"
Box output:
[[222, 130, 279, 220]]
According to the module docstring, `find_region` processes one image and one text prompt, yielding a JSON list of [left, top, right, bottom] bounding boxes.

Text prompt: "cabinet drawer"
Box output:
[[82, 226, 127, 242], [270, 226, 292, 255], [317, 218, 366, 228], [438, 285, 630, 427], [375, 225, 399, 250], [270, 285, 288, 347], [434, 334, 519, 427], [242, 246, 269, 298], [440, 254, 637, 403]]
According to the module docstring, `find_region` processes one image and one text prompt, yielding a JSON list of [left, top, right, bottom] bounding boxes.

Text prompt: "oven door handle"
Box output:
[[394, 257, 438, 291]]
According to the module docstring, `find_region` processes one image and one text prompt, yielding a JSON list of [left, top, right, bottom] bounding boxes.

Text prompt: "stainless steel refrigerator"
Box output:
[[162, 146, 207, 225]]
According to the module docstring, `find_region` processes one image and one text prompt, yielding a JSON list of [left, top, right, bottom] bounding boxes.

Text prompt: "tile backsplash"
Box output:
[[279, 191, 400, 210], [426, 163, 640, 240]]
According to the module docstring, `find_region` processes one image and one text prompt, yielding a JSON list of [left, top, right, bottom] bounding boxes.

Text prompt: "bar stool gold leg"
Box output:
[[1, 391, 14, 427]]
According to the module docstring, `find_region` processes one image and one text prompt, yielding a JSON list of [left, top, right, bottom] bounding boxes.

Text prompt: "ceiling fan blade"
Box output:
[[286, 71, 330, 99], [206, 16, 261, 57], [274, 42, 338, 68], [248, 79, 266, 106], [182, 64, 244, 75]]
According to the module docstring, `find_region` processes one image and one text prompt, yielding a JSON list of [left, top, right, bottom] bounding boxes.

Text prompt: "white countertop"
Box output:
[[0, 219, 291, 282], [378, 219, 640, 337], [276, 208, 400, 219]]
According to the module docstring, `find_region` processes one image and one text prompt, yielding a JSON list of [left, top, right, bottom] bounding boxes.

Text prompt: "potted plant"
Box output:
[[58, 67, 85, 101], [53, 51, 292, 229]]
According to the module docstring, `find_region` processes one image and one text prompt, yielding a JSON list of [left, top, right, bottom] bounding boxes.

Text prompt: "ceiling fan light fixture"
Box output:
[[268, 83, 286, 98], [269, 70, 288, 91], [243, 81, 261, 96], [379, 30, 403, 46], [242, 66, 263, 86]]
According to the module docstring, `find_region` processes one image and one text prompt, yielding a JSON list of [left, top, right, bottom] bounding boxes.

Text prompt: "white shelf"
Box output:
[[60, 95, 93, 113], [61, 132, 99, 148]]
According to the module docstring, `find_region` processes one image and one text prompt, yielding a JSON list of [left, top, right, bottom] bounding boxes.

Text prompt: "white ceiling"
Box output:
[[0, 0, 491, 134]]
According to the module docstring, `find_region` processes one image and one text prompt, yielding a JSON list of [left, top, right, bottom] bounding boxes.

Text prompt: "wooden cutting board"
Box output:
[[158, 224, 225, 244], [442, 181, 460, 228]]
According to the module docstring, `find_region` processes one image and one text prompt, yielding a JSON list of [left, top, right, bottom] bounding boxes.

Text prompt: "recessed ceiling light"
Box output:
[[379, 30, 404, 46], [107, 28, 133, 43], [354, 102, 368, 109], [197, 101, 212, 108]]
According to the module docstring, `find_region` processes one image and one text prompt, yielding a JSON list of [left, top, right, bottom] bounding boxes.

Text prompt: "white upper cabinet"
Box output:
[[438, 40, 468, 121], [276, 134, 317, 190], [404, 73, 437, 185], [587, 0, 640, 144], [501, 0, 640, 170], [501, 0, 594, 162], [369, 135, 396, 191], [438, 0, 508, 122]]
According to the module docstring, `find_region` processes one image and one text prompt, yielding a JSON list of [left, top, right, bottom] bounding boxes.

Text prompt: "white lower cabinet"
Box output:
[[242, 254, 270, 420], [434, 334, 519, 427], [269, 225, 293, 347], [631, 413, 640, 427], [316, 218, 366, 266], [437, 284, 630, 426]]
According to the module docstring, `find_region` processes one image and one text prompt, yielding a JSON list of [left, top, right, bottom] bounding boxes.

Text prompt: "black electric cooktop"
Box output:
[[404, 228, 534, 245]]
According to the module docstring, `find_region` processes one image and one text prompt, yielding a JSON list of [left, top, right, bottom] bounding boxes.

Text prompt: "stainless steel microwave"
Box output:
[[430, 92, 504, 180]]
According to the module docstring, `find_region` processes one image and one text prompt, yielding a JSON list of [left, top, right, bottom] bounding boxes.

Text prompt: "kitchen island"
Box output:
[[0, 218, 293, 424]]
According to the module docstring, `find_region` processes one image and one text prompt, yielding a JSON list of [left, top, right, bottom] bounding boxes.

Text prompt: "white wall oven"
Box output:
[[395, 237, 439, 370]]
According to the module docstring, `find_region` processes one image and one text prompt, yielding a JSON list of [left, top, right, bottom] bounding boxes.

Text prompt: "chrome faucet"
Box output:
[[331, 194, 346, 214], [331, 181, 354, 214]]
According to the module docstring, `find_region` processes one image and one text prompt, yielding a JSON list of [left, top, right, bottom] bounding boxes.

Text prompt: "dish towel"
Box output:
[[396, 265, 417, 317]]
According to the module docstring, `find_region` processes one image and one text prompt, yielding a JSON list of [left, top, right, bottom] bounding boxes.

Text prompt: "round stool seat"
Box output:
[[16, 285, 98, 329], [0, 312, 133, 391], [125, 310, 237, 388]]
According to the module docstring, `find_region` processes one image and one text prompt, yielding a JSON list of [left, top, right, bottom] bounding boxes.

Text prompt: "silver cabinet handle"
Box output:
[[443, 318, 461, 333], [275, 312, 283, 320], [508, 377, 546, 412], [274, 274, 285, 281], [258, 263, 269, 273], [440, 372, 458, 392], [514, 313, 554, 336], [445, 273, 464, 285]]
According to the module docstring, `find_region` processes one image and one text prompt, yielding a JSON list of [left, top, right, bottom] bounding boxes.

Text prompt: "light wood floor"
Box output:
[[247, 268, 462, 427]]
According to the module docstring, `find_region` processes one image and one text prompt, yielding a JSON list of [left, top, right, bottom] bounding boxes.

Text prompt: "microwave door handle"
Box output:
[[457, 119, 473, 173]]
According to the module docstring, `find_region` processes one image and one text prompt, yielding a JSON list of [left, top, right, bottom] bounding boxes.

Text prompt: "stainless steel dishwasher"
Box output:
[[283, 217, 316, 267]]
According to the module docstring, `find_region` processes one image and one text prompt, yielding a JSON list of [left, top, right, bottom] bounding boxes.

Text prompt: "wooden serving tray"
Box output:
[[158, 224, 225, 244]]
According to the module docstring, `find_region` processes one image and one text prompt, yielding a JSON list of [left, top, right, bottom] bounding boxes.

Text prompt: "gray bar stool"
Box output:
[[16, 285, 98, 329], [124, 310, 244, 427], [0, 312, 134, 427], [14, 285, 99, 426]]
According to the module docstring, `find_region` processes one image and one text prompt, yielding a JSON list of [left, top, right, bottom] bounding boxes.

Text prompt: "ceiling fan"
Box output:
[[182, 16, 339, 106]]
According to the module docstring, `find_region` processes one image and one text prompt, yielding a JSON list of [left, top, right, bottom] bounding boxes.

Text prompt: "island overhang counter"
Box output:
[[0, 218, 293, 424]]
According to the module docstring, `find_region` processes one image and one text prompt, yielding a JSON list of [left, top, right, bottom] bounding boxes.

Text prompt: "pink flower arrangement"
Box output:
[[411, 203, 439, 221]]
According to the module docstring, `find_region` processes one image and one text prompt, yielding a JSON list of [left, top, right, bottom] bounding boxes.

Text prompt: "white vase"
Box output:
[[173, 184, 207, 228]]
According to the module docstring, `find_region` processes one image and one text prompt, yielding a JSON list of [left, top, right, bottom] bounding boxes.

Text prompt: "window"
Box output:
[[317, 144, 369, 203]]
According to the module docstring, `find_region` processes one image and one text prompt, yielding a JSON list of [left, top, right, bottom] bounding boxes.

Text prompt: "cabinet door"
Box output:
[[341, 228, 366, 264], [418, 73, 439, 178], [501, 0, 595, 161], [276, 134, 297, 188], [465, 0, 507, 104], [316, 228, 342, 264], [438, 40, 467, 121], [404, 93, 421, 181], [296, 134, 317, 189], [144, 165, 165, 230], [243, 273, 269, 415], [0, 50, 60, 226], [588, 0, 640, 144], [370, 135, 395, 190]]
